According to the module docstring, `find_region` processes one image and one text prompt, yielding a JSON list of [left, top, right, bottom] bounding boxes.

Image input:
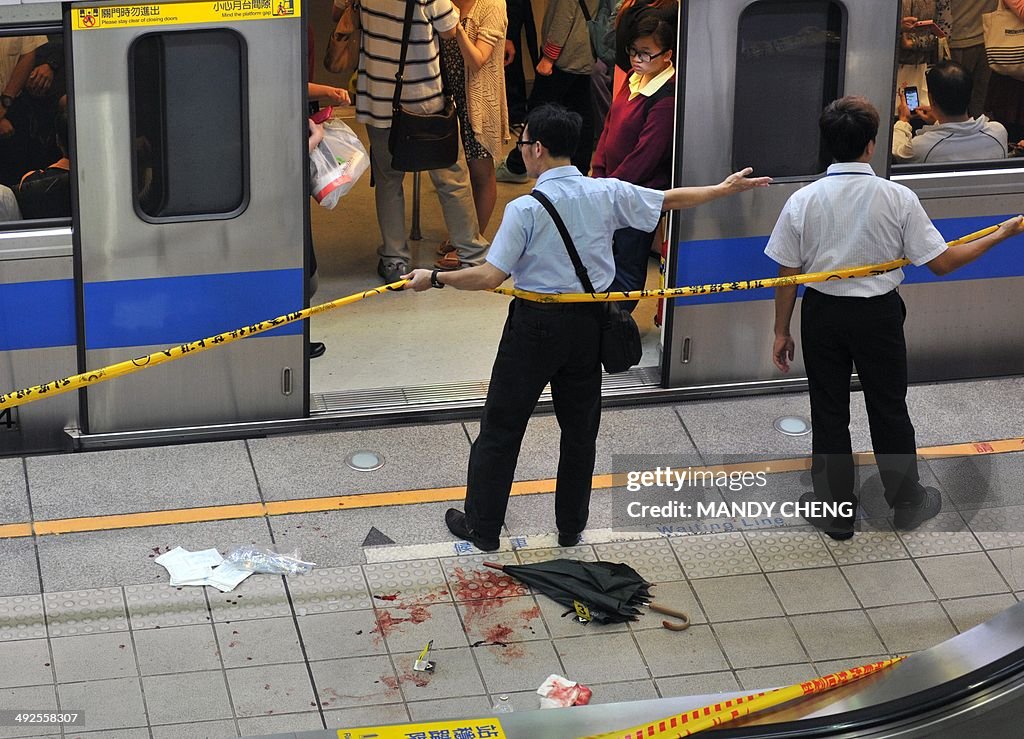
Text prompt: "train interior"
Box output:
[[1, 0, 1024, 737]]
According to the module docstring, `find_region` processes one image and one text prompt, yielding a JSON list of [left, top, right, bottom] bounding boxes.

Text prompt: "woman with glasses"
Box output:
[[591, 12, 676, 310]]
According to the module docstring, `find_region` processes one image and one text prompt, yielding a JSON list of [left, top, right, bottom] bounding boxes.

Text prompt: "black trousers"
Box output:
[[504, 67, 594, 175], [801, 289, 924, 514], [465, 299, 602, 539]]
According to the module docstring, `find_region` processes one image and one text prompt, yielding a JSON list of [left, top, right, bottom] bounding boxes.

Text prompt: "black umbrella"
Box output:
[[483, 559, 653, 624]]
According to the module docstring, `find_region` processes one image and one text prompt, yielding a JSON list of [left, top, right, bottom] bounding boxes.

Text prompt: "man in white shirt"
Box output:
[[893, 60, 1008, 163], [767, 96, 1024, 539]]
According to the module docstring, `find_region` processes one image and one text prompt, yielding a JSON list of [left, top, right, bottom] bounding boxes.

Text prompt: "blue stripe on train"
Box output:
[[84, 269, 305, 349], [0, 279, 77, 350], [0, 269, 305, 351], [674, 214, 1024, 305]]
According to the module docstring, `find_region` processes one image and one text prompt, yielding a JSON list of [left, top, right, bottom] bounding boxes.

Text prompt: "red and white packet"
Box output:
[[537, 674, 593, 708]]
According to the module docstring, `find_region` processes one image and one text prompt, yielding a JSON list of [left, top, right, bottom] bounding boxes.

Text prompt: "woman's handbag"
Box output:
[[530, 191, 643, 374], [388, 0, 459, 171], [984, 0, 1024, 81], [324, 0, 360, 79]]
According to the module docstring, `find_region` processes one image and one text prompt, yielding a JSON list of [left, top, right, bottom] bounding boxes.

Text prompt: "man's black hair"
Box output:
[[819, 96, 879, 162], [926, 60, 972, 117], [525, 103, 581, 159]]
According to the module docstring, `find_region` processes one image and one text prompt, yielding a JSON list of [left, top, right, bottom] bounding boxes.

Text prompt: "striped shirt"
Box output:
[[356, 0, 459, 127], [764, 162, 948, 297]]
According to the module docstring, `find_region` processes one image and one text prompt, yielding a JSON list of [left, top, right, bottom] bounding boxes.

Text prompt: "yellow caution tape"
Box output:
[[0, 222, 1004, 412], [580, 657, 903, 739], [495, 224, 1000, 303], [0, 281, 408, 412]]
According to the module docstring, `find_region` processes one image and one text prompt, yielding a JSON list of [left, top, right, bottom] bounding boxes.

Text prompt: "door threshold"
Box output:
[[65, 370, 809, 451]]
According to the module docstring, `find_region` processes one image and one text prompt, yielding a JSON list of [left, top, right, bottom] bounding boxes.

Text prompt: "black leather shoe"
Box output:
[[445, 508, 499, 552], [308, 341, 326, 359], [798, 492, 855, 541], [893, 487, 942, 531], [557, 531, 582, 547]]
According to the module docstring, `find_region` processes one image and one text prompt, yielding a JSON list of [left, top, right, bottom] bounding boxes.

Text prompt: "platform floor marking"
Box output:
[[1, 436, 1021, 540]]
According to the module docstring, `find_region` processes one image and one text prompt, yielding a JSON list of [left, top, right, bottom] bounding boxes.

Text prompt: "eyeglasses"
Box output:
[[515, 138, 539, 148], [626, 46, 669, 64]]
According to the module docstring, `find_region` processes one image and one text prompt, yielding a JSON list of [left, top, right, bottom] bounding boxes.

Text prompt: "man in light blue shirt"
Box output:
[[404, 103, 769, 551]]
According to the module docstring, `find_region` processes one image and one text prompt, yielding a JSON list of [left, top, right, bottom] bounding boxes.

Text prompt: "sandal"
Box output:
[[436, 238, 455, 256], [434, 250, 462, 270]]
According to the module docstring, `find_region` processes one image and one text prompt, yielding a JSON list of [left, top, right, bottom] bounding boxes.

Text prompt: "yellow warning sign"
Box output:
[[337, 718, 507, 739], [72, 0, 300, 30]]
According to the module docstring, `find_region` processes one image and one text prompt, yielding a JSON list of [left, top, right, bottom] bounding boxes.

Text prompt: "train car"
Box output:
[[0, 0, 1021, 455]]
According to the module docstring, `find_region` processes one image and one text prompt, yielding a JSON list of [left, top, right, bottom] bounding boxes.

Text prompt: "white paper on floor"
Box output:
[[155, 546, 254, 592]]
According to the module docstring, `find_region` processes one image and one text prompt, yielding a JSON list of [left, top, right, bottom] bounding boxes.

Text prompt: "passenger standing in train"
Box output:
[[356, 0, 490, 283], [495, 0, 597, 183], [591, 11, 676, 311], [949, 0, 997, 118], [401, 104, 769, 552], [435, 0, 508, 254], [985, 0, 1024, 142], [893, 60, 1007, 163], [503, 0, 537, 137], [767, 96, 1024, 541], [0, 35, 48, 188], [896, 0, 952, 109]]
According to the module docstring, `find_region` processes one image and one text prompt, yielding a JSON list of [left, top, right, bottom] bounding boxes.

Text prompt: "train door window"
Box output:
[[733, 1, 845, 177], [129, 30, 248, 220], [0, 33, 68, 225]]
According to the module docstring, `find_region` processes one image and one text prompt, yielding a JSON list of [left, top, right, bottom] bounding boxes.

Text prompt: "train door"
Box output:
[[668, 0, 1024, 389], [665, 0, 899, 386], [69, 1, 307, 435]]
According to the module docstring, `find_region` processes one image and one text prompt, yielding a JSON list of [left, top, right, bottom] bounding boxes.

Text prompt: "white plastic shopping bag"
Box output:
[[310, 118, 369, 208]]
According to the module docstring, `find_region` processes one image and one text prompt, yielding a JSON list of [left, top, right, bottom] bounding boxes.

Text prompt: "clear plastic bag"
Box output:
[[224, 546, 316, 575], [309, 118, 369, 209]]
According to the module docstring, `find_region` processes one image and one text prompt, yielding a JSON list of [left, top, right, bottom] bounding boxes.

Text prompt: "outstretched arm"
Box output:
[[661, 168, 770, 211], [927, 215, 1024, 276]]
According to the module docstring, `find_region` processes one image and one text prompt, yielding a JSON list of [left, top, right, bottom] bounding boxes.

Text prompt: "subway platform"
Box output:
[[1, 376, 1023, 738]]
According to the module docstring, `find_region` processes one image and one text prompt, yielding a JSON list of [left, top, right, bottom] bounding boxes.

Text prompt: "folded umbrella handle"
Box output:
[[649, 602, 690, 631]]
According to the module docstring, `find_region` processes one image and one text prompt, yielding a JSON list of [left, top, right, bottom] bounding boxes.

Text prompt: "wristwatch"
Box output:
[[0, 95, 12, 110], [430, 269, 445, 289]]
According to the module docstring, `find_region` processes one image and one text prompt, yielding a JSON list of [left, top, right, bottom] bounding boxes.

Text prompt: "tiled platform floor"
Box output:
[[0, 377, 1022, 737], [2, 519, 1022, 739]]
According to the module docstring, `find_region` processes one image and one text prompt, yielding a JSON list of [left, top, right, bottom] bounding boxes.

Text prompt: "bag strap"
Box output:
[[530, 190, 596, 294], [392, 0, 419, 112], [577, 0, 592, 22]]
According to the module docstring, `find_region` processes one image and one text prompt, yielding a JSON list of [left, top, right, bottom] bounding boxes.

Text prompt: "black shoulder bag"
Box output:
[[530, 190, 642, 374], [388, 0, 460, 172]]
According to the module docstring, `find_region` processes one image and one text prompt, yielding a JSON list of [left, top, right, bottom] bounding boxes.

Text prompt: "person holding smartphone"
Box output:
[[896, 1, 952, 108], [893, 60, 1007, 163]]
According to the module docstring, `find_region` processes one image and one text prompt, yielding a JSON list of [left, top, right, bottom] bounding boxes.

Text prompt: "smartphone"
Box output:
[[913, 19, 945, 38], [904, 86, 920, 111]]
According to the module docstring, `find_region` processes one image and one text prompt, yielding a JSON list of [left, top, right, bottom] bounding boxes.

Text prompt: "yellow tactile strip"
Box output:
[[0, 437, 1020, 540]]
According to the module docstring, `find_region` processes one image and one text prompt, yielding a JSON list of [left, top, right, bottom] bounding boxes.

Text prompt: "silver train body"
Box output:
[[0, 0, 1021, 454]]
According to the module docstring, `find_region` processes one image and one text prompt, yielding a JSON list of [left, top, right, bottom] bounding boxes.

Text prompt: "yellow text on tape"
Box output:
[[72, 0, 300, 31], [337, 718, 506, 739]]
